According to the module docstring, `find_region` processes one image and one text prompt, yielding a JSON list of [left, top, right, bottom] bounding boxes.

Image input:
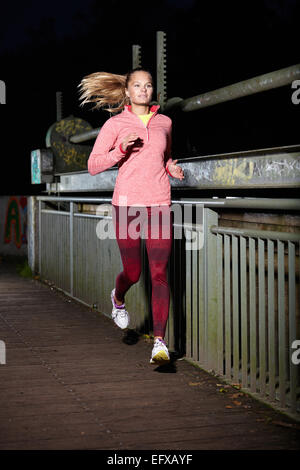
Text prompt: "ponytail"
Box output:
[[78, 72, 129, 113], [78, 68, 153, 114]]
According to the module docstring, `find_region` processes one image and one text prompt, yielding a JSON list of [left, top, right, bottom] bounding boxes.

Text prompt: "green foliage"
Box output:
[[16, 259, 33, 278]]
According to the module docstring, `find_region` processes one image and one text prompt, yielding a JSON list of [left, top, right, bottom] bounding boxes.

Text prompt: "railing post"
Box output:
[[27, 196, 39, 274], [38, 199, 42, 275], [70, 201, 74, 297], [203, 208, 219, 372]]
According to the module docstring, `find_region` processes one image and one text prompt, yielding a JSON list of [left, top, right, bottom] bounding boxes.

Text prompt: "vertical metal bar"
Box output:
[[156, 31, 167, 108], [178, 235, 183, 354], [186, 230, 192, 358], [192, 238, 198, 362], [249, 237, 256, 393], [268, 239, 276, 401], [217, 234, 223, 375], [203, 215, 209, 367], [278, 240, 286, 408], [56, 91, 63, 121], [70, 202, 74, 297], [240, 236, 248, 388], [38, 200, 42, 275], [132, 45, 142, 69], [258, 238, 266, 397], [232, 235, 239, 383], [205, 209, 219, 371], [288, 241, 297, 413], [198, 227, 205, 365], [0, 79, 6, 104], [224, 234, 231, 379]]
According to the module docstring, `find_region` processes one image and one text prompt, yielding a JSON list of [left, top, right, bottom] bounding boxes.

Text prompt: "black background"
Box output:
[[0, 0, 299, 196]]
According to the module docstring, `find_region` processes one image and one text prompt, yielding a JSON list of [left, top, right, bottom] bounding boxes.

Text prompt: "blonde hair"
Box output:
[[78, 68, 153, 114]]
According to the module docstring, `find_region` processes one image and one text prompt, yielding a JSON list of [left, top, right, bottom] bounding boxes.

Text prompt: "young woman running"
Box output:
[[79, 68, 184, 364]]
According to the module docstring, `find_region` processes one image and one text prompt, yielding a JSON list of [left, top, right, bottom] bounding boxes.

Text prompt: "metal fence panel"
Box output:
[[40, 211, 70, 293]]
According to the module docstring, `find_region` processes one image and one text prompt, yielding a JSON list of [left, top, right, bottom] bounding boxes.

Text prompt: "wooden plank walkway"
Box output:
[[0, 258, 299, 451]]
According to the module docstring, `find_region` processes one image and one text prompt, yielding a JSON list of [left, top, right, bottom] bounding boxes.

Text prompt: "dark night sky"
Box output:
[[0, 0, 299, 195]]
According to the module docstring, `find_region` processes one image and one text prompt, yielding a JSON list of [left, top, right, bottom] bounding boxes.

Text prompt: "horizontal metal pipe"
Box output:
[[164, 64, 300, 112], [37, 196, 112, 203], [72, 213, 202, 231], [69, 127, 101, 143], [37, 196, 300, 210], [172, 198, 300, 210], [41, 209, 70, 215], [211, 226, 300, 242], [74, 212, 111, 219]]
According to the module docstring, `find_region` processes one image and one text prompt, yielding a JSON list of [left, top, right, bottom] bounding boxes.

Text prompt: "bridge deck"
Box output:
[[0, 258, 299, 451]]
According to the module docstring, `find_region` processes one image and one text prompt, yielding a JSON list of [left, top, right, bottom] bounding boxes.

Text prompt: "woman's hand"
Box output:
[[121, 133, 140, 152], [167, 160, 184, 180]]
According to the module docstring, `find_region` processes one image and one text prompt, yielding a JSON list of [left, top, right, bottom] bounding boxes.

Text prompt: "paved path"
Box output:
[[0, 258, 299, 451]]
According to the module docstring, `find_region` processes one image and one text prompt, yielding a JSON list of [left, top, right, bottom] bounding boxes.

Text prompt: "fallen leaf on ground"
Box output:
[[231, 392, 244, 399], [232, 383, 242, 389]]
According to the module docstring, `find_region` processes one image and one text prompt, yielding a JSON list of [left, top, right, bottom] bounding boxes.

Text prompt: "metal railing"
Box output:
[[32, 196, 300, 419], [185, 212, 300, 417]]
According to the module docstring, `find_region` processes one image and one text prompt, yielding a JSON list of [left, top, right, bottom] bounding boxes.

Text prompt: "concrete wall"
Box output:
[[0, 196, 28, 257]]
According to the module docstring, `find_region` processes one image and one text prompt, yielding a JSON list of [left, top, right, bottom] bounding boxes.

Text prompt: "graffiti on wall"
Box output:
[[4, 196, 27, 249]]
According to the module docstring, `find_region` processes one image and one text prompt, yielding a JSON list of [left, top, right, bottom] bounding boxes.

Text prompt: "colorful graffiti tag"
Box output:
[[4, 196, 27, 249]]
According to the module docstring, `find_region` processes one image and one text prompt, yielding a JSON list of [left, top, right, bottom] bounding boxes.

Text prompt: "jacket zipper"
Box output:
[[145, 111, 157, 142]]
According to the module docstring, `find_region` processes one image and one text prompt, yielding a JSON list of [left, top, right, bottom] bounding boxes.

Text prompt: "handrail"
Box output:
[[36, 196, 300, 211], [211, 225, 300, 242]]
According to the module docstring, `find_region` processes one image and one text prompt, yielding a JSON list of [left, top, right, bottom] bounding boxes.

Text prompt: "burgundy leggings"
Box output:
[[112, 205, 173, 338]]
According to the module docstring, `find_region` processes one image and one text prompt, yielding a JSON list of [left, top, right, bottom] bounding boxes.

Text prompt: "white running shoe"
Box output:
[[111, 288, 130, 330], [150, 338, 170, 365]]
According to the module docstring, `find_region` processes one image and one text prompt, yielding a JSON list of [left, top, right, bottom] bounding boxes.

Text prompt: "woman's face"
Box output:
[[125, 71, 153, 106]]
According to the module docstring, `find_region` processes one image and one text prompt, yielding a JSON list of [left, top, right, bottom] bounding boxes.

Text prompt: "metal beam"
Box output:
[[171, 151, 300, 189], [164, 64, 300, 112], [46, 145, 300, 193]]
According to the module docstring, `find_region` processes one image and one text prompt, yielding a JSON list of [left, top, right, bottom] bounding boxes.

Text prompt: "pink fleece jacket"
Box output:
[[88, 104, 173, 206]]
